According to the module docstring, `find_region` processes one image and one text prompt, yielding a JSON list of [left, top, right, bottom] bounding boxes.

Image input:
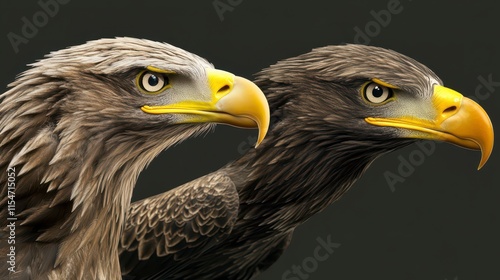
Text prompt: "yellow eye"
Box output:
[[137, 71, 170, 94], [363, 82, 393, 104]]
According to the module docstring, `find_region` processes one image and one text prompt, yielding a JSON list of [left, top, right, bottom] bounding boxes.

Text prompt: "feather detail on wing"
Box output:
[[120, 171, 239, 278]]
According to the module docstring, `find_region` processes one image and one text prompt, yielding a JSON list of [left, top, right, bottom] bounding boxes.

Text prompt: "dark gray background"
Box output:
[[1, 1, 498, 279]]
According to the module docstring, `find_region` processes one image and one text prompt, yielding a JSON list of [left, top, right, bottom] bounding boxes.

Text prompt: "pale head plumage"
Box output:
[[0, 37, 230, 280]]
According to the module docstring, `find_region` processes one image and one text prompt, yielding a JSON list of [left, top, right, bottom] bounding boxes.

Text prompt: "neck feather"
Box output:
[[228, 118, 411, 231]]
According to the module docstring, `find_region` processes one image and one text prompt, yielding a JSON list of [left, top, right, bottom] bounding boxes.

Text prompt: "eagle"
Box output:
[[119, 44, 494, 280], [0, 37, 269, 279]]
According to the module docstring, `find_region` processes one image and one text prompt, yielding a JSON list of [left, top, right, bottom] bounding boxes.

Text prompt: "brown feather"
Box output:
[[1, 37, 216, 279], [119, 172, 239, 276]]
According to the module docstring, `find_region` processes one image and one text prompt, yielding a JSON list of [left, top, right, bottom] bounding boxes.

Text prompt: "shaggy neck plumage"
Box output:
[[227, 86, 413, 232], [14, 120, 206, 279], [9, 119, 158, 279], [48, 123, 210, 279]]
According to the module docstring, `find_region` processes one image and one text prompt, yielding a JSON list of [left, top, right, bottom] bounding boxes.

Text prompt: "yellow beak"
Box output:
[[141, 69, 270, 147], [365, 85, 494, 169]]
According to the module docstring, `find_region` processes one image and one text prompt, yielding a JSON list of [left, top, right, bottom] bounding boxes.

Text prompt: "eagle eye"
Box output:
[[137, 71, 170, 94], [363, 82, 393, 104]]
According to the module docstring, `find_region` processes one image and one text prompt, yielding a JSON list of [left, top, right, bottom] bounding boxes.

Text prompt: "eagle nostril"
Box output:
[[219, 85, 230, 93], [443, 106, 457, 116], [216, 84, 231, 99]]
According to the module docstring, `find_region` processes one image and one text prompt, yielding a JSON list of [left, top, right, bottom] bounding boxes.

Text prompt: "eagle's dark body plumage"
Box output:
[[0, 37, 269, 279]]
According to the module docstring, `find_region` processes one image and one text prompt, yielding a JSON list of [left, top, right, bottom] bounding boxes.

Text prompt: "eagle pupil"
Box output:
[[372, 86, 384, 98], [148, 75, 159, 86]]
